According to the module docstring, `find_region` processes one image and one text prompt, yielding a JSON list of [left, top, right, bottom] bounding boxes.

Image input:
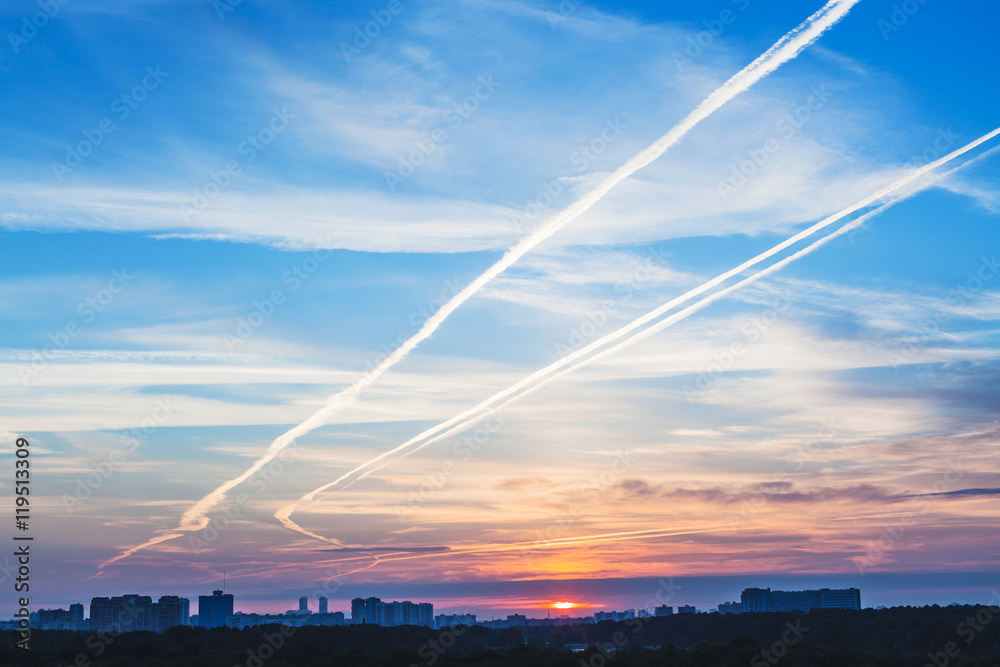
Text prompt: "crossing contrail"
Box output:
[[99, 0, 862, 571], [276, 128, 1000, 546]]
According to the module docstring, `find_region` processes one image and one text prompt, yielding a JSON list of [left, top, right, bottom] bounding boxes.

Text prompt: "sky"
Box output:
[[1, 0, 999, 619]]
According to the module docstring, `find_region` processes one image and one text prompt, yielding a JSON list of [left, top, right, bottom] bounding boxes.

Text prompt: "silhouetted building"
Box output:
[[89, 595, 189, 632], [155, 596, 189, 630], [350, 597, 432, 627], [654, 605, 673, 616], [90, 595, 153, 632], [741, 587, 861, 612], [198, 590, 234, 628], [594, 610, 635, 622], [319, 597, 328, 614], [299, 597, 308, 612], [718, 601, 741, 614], [678, 605, 697, 614], [351, 598, 366, 624], [37, 605, 85, 630], [435, 613, 475, 628]]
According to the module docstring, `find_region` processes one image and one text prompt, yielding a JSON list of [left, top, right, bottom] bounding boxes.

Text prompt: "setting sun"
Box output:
[[553, 602, 575, 610]]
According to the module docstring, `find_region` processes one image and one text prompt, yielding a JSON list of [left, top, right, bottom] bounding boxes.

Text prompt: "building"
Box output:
[[37, 605, 86, 630], [349, 597, 433, 626], [506, 614, 526, 627], [594, 610, 635, 622], [198, 590, 234, 628], [155, 596, 189, 630], [319, 597, 328, 615], [740, 588, 861, 613], [310, 611, 345, 626], [742, 588, 773, 613], [89, 595, 189, 633], [677, 605, 697, 614], [654, 605, 673, 617], [718, 601, 741, 614], [227, 599, 346, 630], [435, 613, 476, 628], [90, 595, 153, 632], [299, 597, 308, 613]]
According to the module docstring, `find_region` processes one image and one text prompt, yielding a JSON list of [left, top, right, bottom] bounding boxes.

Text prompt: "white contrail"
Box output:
[[276, 129, 1000, 544], [100, 0, 862, 569]]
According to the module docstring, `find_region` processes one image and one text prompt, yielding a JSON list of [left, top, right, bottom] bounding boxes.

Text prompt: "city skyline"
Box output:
[[17, 572, 998, 622], [2, 0, 1000, 635], [15, 583, 865, 632]]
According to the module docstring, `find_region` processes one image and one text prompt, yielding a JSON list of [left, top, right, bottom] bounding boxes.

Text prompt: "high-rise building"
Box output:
[[198, 590, 234, 628], [741, 588, 773, 613], [594, 610, 635, 622], [319, 597, 328, 615], [299, 597, 308, 613], [678, 605, 697, 614], [435, 613, 476, 628], [89, 595, 189, 633], [718, 601, 741, 614], [37, 606, 86, 630], [155, 596, 189, 630], [741, 588, 861, 613], [654, 605, 673, 617], [351, 598, 367, 624], [90, 595, 154, 632], [418, 603, 434, 627], [349, 597, 433, 626]]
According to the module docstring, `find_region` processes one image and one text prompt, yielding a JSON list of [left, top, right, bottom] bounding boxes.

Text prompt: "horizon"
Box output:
[[2, 0, 1000, 646], [20, 572, 1000, 619]]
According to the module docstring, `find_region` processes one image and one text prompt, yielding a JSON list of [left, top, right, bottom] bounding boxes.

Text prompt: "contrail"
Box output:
[[100, 0, 861, 570], [307, 525, 735, 568], [276, 129, 1000, 545]]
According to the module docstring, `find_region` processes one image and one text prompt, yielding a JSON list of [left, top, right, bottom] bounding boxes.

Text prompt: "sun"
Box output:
[[553, 602, 575, 610]]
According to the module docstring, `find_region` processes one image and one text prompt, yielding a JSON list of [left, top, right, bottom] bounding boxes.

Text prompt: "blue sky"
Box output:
[[1, 0, 999, 617]]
